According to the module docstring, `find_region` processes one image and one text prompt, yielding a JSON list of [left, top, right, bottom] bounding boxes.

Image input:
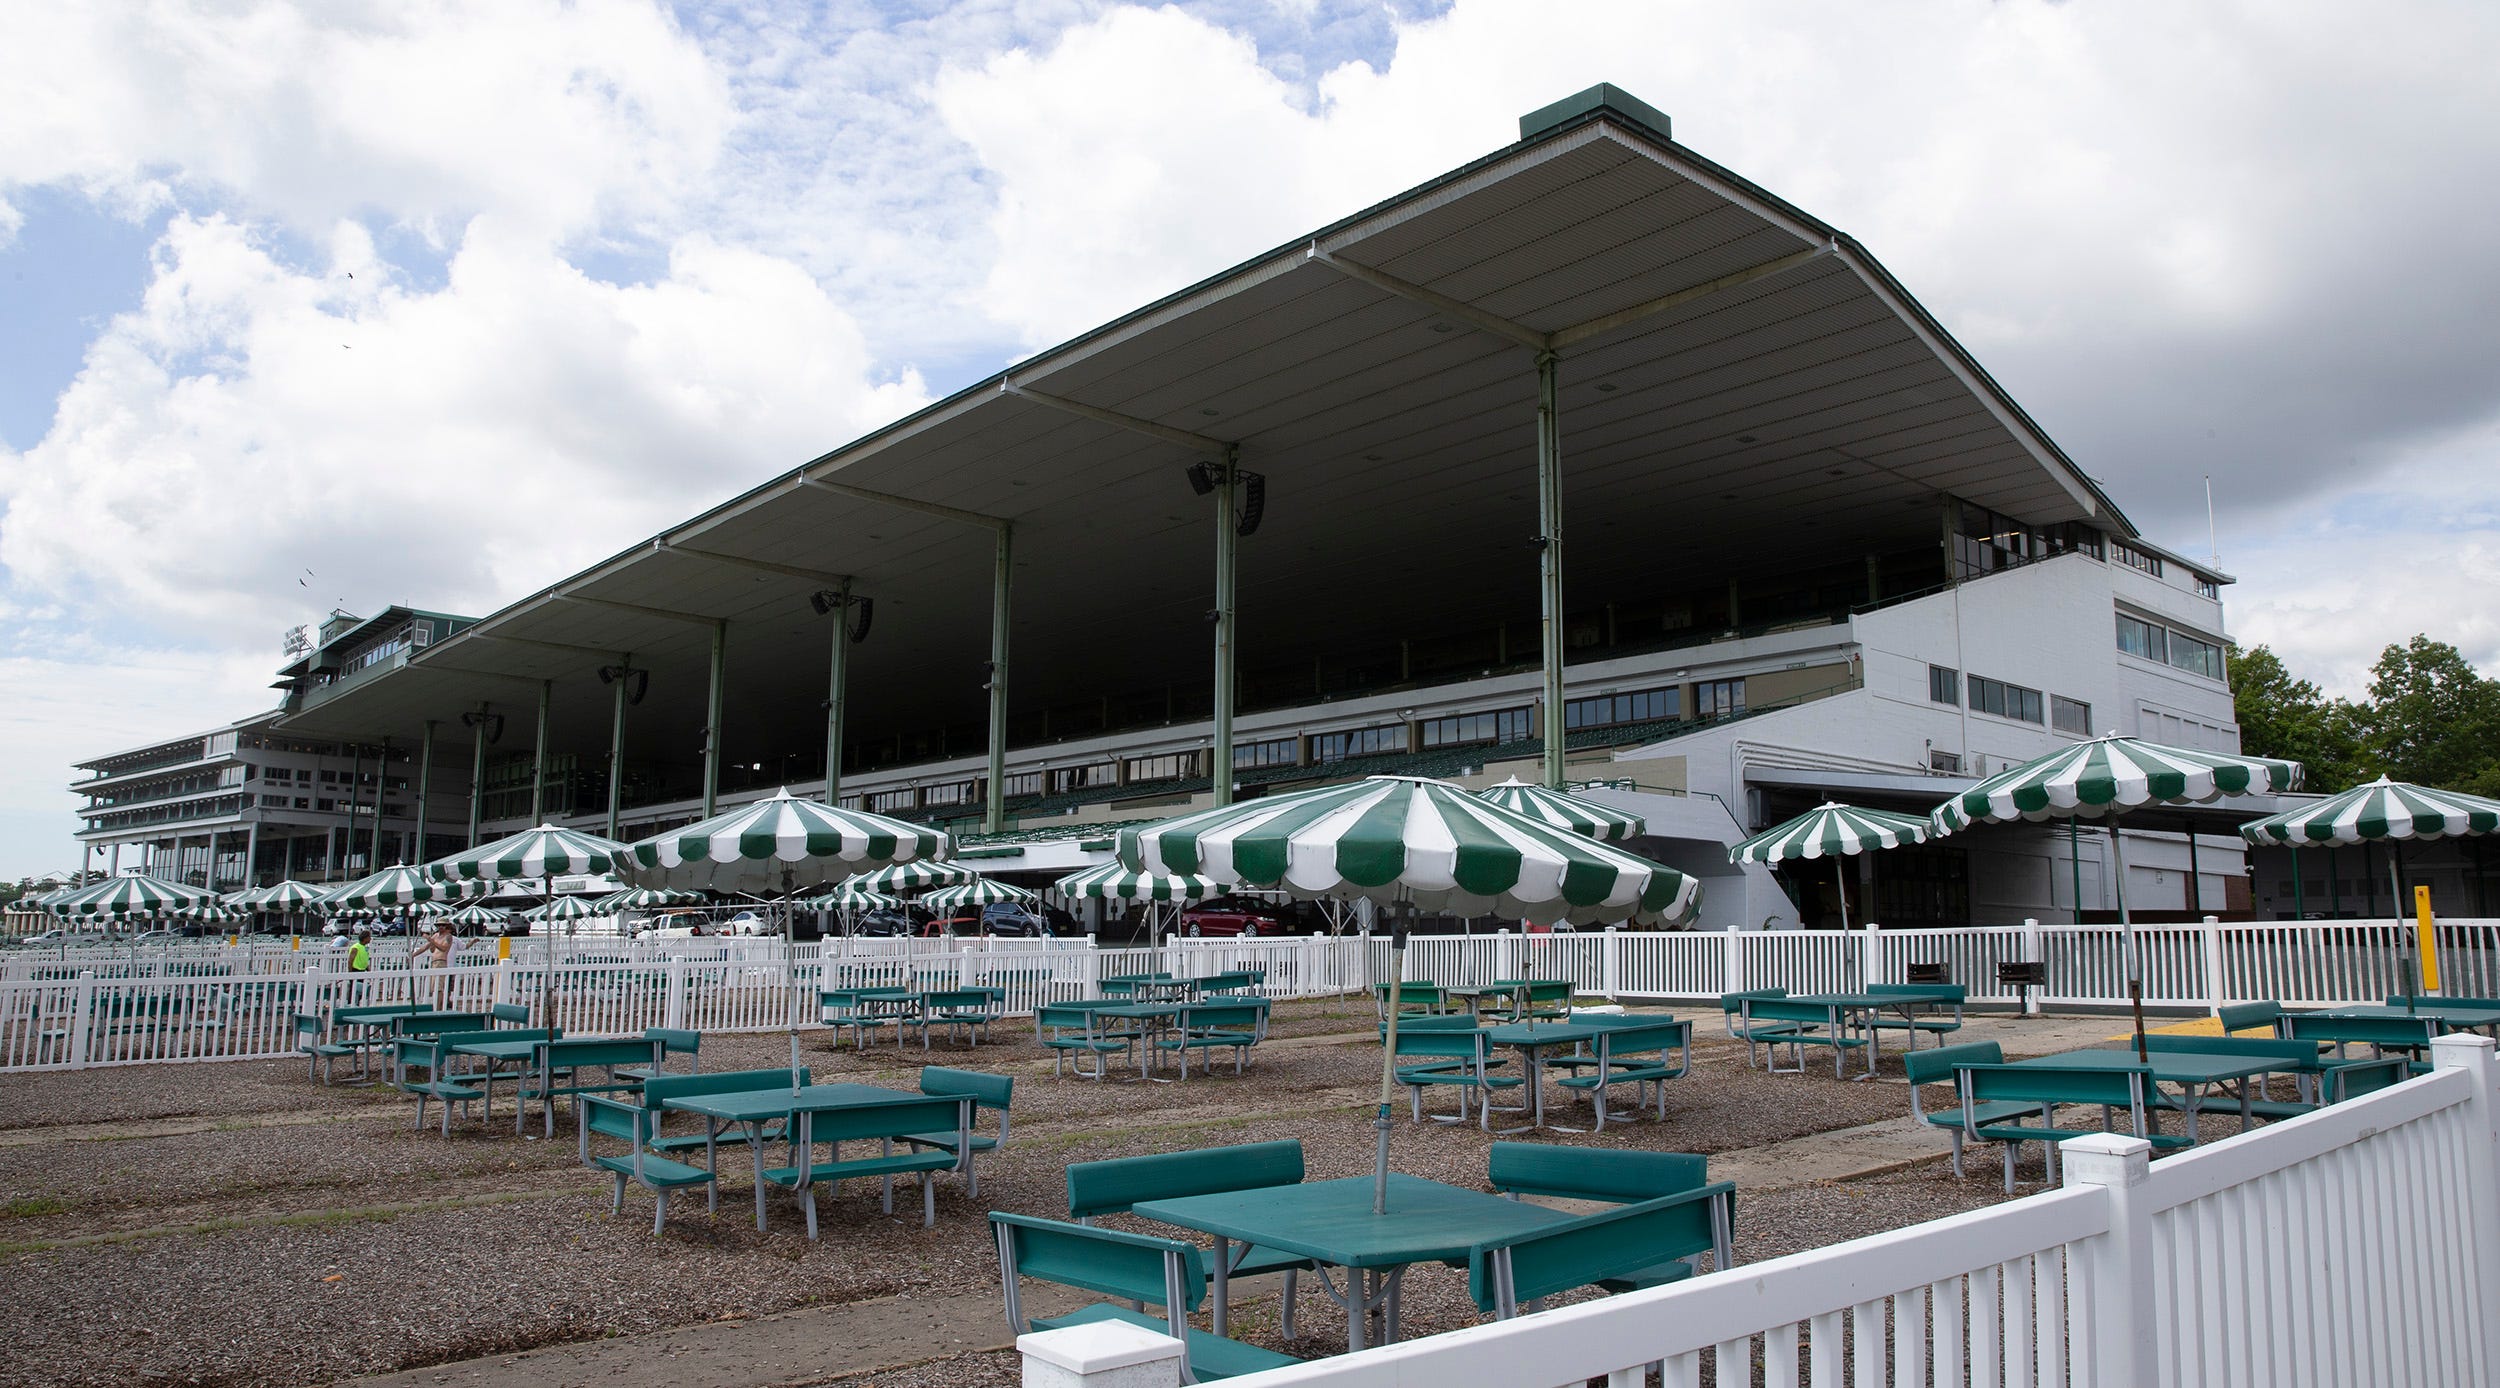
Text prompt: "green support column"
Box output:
[[1212, 455, 1239, 807], [467, 703, 489, 848], [702, 621, 727, 820], [414, 720, 435, 865], [824, 585, 852, 805], [605, 659, 630, 840], [370, 736, 391, 868], [1534, 350, 1566, 790], [985, 527, 1013, 834], [530, 680, 552, 823]]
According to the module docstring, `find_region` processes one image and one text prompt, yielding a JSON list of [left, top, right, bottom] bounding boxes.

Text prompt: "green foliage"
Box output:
[[2231, 646, 2366, 791], [2241, 637, 2500, 795]]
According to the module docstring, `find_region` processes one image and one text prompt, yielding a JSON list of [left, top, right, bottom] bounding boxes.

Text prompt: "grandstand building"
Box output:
[[73, 87, 2263, 928]]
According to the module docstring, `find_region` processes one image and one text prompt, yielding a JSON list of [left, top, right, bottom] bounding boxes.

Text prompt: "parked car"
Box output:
[[977, 902, 1055, 938], [722, 911, 772, 936], [852, 907, 934, 938], [1177, 895, 1284, 938], [131, 929, 188, 945], [18, 928, 104, 948]]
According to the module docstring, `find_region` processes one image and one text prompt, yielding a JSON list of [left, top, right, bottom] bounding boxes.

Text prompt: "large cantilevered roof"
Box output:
[[281, 90, 2127, 772]]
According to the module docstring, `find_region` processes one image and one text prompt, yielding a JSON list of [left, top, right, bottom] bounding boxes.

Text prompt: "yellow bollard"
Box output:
[[2415, 884, 2440, 994], [290, 935, 301, 951], [498, 934, 512, 961]]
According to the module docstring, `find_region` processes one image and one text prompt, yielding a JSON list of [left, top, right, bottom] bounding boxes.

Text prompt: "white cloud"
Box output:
[[0, 214, 928, 645], [0, 0, 733, 241]]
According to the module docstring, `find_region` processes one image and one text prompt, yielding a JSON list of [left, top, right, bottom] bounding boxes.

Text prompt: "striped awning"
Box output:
[[595, 886, 704, 912], [844, 860, 980, 894], [425, 824, 632, 884], [800, 884, 905, 911], [1119, 775, 1701, 925], [2240, 776, 2500, 847], [1731, 803, 1931, 865], [624, 789, 948, 893], [46, 874, 218, 919], [1053, 861, 1220, 903], [1932, 734, 2302, 834], [440, 902, 510, 928], [328, 864, 480, 911], [1473, 779, 1646, 842], [919, 878, 1039, 911], [521, 896, 604, 922], [236, 880, 327, 911]]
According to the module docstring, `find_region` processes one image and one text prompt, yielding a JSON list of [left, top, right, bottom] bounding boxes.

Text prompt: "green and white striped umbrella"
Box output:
[[522, 896, 603, 923], [1053, 861, 1221, 903], [594, 886, 703, 912], [624, 789, 948, 893], [920, 878, 1040, 911], [799, 884, 904, 912], [184, 902, 247, 923], [1731, 802, 1932, 864], [844, 860, 980, 894], [328, 864, 480, 911], [47, 874, 217, 919], [1118, 775, 1701, 925], [242, 880, 328, 912], [440, 901, 510, 929], [1931, 733, 2301, 835], [2239, 776, 2500, 846], [1473, 778, 1646, 842], [423, 823, 632, 884]]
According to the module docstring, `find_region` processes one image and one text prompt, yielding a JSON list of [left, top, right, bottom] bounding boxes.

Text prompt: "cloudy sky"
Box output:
[[3, 0, 2497, 879]]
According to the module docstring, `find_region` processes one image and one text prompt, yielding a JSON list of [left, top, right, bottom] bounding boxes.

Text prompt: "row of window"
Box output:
[[1421, 707, 1532, 748], [2116, 614, 2225, 680], [1929, 666, 2092, 734], [1563, 687, 1678, 731]]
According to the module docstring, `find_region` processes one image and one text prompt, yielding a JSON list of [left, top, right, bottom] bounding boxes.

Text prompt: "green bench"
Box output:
[[579, 1094, 715, 1234], [1957, 1062, 2188, 1192], [919, 988, 1002, 1047], [1468, 1187, 1736, 1320], [1718, 988, 1789, 1041], [991, 1213, 1303, 1382], [519, 1036, 667, 1135], [292, 1012, 362, 1083], [616, 1027, 701, 1084], [1385, 1016, 1524, 1130], [1038, 1000, 1144, 1080], [636, 1068, 813, 1209], [2286, 1013, 2438, 1073], [1066, 1139, 1317, 1340], [2218, 1001, 2286, 1036], [900, 1067, 1014, 1197], [818, 988, 919, 1050], [1101, 972, 1174, 999], [1158, 1001, 1267, 1078], [1550, 1017, 1691, 1129], [1739, 998, 1867, 1077], [1198, 970, 1265, 996], [1373, 981, 1453, 1019], [1865, 983, 1966, 1049], [1905, 1042, 2040, 1178], [401, 1027, 561, 1137], [1485, 1143, 1734, 1292], [1482, 979, 1572, 1024], [762, 1094, 972, 1238]]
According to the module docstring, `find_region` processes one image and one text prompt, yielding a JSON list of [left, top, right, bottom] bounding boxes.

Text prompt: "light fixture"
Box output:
[[597, 665, 649, 706], [1235, 469, 1265, 537], [1200, 407, 1220, 417], [1430, 323, 1456, 333], [1184, 462, 1216, 496], [1595, 383, 1618, 393], [1736, 434, 1758, 444]]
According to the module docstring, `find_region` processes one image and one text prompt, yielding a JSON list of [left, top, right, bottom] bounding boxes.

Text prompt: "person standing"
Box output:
[[347, 929, 373, 1002]]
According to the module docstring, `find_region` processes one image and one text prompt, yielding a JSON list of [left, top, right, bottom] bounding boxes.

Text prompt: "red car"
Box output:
[[1178, 895, 1283, 938]]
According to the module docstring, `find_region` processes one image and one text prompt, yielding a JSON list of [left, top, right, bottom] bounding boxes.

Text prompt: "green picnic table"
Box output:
[[1783, 991, 1958, 1078], [432, 1033, 564, 1130], [2008, 1048, 2296, 1142], [1134, 1173, 1572, 1352], [1095, 1002, 1190, 1081], [657, 1082, 945, 1232], [1478, 1013, 1692, 1132], [2311, 1002, 2500, 1036]]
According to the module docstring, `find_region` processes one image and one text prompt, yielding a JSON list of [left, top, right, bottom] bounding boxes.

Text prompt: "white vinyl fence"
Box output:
[[8, 919, 2498, 1073], [1035, 1037, 2500, 1388]]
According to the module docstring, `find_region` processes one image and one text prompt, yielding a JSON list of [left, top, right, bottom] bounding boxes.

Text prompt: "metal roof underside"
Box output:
[[280, 111, 2124, 776]]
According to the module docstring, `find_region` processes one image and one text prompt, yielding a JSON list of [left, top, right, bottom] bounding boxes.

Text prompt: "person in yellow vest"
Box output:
[[348, 930, 372, 1001]]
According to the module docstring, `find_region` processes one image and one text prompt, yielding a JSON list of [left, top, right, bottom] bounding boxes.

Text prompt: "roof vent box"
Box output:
[[1519, 85, 1672, 143]]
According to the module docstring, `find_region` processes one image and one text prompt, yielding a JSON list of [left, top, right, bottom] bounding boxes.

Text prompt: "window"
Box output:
[[1003, 772, 1043, 798], [1051, 763, 1117, 794], [1696, 679, 1746, 719], [1310, 726, 1405, 764], [1421, 707, 1533, 748], [2194, 576, 2220, 600], [867, 789, 918, 813], [1928, 749, 1964, 774], [1562, 687, 1678, 732], [1928, 665, 1960, 706], [2167, 631, 2225, 680], [1233, 738, 1298, 770], [1124, 753, 1191, 783], [921, 780, 977, 807], [2115, 614, 2168, 662], [1969, 675, 2044, 724], [2112, 542, 2163, 576], [2051, 695, 2093, 736]]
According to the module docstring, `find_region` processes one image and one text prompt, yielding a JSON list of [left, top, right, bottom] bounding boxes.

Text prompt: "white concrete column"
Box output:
[[1018, 1320, 1183, 1388]]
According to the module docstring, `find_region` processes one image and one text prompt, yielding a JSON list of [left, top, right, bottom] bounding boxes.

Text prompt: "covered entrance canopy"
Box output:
[[278, 88, 2124, 836]]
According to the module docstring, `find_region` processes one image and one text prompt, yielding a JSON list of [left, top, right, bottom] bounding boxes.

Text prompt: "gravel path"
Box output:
[[0, 1003, 2081, 1387]]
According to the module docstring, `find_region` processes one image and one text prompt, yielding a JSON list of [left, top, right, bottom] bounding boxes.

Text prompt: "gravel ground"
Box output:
[[0, 1003, 2078, 1387]]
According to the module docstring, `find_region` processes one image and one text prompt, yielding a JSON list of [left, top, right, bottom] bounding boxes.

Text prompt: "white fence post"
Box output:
[[494, 957, 515, 1009], [2020, 917, 2044, 1016], [68, 971, 97, 1069], [1018, 1321, 1183, 1388], [2059, 1132, 2156, 1388], [664, 958, 688, 1031], [1722, 920, 1744, 997], [1495, 928, 1517, 981], [1861, 922, 1881, 990], [1601, 926, 1622, 1000], [2199, 914, 2227, 1015], [2435, 1034, 2500, 1334]]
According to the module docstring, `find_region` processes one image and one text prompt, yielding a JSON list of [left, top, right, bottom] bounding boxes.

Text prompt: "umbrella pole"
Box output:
[[2110, 825, 2147, 1062], [1834, 856, 1851, 932], [1374, 902, 1410, 1217], [786, 870, 801, 1096], [2391, 845, 2423, 1008]]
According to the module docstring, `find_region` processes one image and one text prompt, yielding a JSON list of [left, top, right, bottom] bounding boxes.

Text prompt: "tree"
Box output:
[[2360, 635, 2500, 791], [2230, 644, 2366, 791]]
